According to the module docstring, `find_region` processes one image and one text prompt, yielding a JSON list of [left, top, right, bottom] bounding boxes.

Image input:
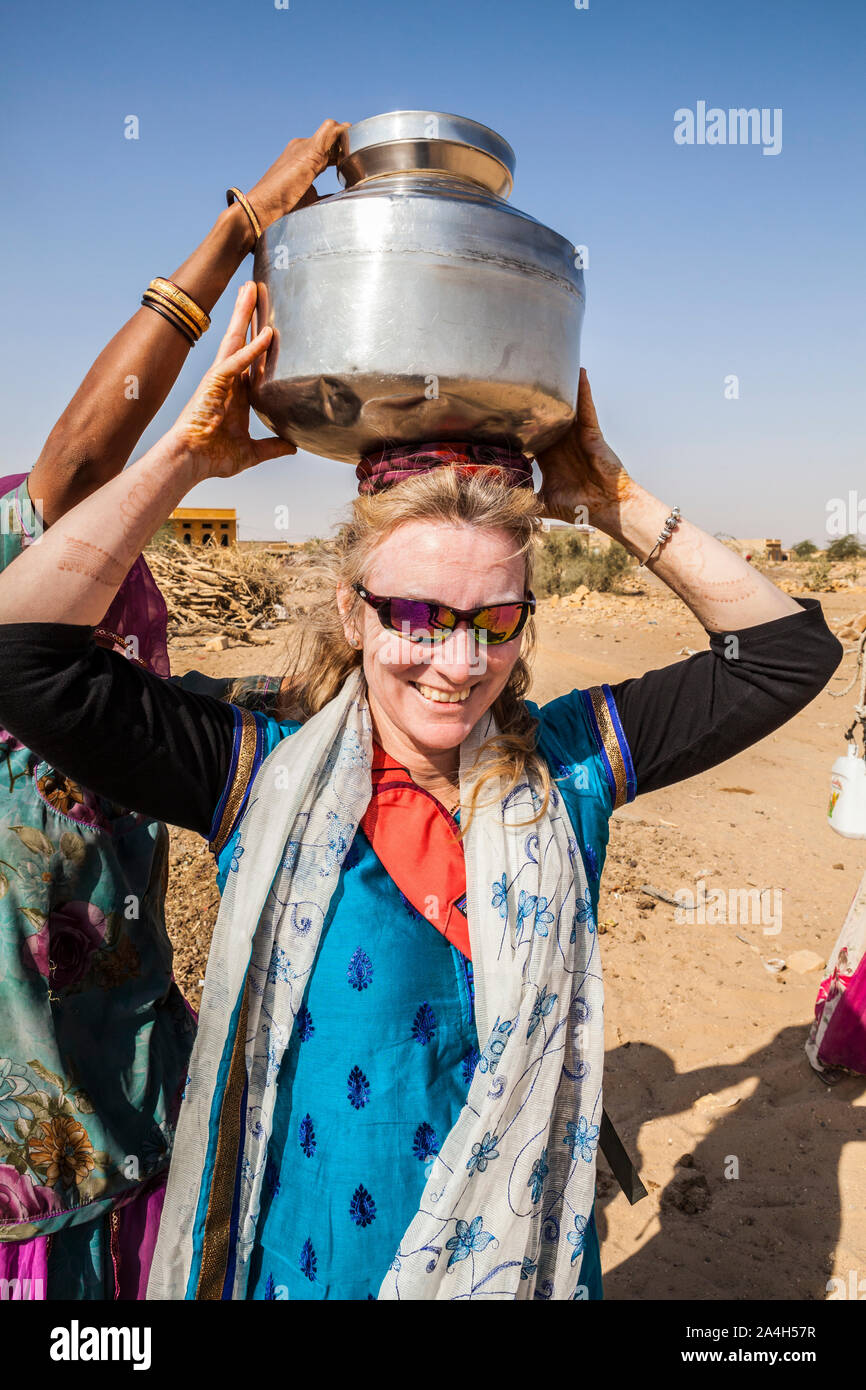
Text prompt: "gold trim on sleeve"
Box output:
[[586, 685, 629, 811], [210, 708, 259, 857]]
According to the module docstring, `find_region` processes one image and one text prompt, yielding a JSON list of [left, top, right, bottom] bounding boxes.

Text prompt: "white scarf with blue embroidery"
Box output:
[[148, 669, 603, 1300]]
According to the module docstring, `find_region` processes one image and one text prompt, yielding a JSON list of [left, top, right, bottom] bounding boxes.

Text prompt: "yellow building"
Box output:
[[735, 537, 786, 562], [169, 507, 237, 548]]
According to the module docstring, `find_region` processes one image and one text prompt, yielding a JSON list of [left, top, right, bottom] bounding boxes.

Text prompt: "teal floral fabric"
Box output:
[[0, 480, 195, 1245]]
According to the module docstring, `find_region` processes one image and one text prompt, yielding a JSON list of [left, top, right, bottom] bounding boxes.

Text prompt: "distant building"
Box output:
[[169, 507, 237, 547], [735, 537, 787, 562]]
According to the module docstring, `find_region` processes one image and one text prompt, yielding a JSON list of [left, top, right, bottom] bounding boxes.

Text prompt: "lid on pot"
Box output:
[[336, 110, 515, 198]]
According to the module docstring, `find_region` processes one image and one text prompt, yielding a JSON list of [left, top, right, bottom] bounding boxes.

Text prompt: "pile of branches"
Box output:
[[144, 540, 289, 644]]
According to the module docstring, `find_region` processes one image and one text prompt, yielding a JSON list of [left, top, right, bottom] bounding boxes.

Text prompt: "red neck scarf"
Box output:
[[360, 742, 471, 959]]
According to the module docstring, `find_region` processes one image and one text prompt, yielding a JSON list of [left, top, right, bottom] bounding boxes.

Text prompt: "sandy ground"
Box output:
[[164, 576, 866, 1301]]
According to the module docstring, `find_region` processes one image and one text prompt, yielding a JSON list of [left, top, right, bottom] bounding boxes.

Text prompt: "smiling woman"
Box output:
[[0, 291, 842, 1300], [272, 465, 548, 827]]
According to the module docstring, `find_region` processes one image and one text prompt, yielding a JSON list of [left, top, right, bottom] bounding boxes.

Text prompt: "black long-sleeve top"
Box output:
[[0, 599, 842, 838]]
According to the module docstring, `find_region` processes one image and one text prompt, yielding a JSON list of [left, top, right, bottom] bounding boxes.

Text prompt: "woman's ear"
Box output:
[[336, 581, 362, 649]]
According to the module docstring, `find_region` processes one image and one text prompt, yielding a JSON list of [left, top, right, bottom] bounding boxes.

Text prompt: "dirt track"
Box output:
[[165, 578, 866, 1301]]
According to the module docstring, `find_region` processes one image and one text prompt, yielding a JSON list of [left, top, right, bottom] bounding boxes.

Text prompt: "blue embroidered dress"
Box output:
[[211, 685, 635, 1301]]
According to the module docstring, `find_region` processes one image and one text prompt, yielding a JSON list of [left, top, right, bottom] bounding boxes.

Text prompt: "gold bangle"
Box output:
[[142, 297, 197, 344], [226, 187, 263, 245], [147, 278, 211, 335], [141, 294, 198, 345], [143, 288, 203, 341]]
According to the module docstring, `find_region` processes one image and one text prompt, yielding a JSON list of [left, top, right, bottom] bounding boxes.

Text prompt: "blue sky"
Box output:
[[1, 0, 863, 544]]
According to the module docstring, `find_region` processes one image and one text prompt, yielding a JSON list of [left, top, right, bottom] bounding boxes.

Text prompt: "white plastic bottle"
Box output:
[[828, 744, 866, 838]]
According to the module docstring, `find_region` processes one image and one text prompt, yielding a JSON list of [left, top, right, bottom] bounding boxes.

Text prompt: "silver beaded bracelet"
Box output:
[[639, 506, 681, 568]]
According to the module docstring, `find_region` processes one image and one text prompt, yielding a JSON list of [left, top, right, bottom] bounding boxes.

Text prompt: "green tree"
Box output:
[[791, 539, 817, 558], [826, 534, 864, 561]]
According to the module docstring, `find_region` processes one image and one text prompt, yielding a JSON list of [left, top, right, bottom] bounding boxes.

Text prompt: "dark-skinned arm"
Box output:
[[28, 119, 349, 525]]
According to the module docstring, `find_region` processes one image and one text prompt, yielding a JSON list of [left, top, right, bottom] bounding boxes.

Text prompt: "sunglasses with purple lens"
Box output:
[[352, 583, 536, 645]]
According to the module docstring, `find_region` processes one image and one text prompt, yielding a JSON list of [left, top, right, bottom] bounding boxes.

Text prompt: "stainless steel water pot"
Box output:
[[250, 111, 584, 462]]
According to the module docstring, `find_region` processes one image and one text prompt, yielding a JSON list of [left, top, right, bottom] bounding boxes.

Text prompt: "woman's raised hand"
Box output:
[[536, 369, 633, 528], [246, 119, 352, 230], [169, 283, 296, 480]]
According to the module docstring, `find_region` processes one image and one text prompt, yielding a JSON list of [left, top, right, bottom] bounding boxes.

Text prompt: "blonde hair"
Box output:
[[244, 468, 550, 831]]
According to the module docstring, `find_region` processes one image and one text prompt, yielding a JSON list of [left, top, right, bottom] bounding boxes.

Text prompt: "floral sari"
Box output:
[[0, 476, 194, 1298]]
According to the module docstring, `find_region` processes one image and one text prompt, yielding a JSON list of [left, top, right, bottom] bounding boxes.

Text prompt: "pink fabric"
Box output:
[[808, 871, 866, 1075], [0, 1231, 49, 1299], [356, 441, 534, 495], [812, 956, 866, 1074], [0, 471, 170, 678], [0, 1176, 167, 1301]]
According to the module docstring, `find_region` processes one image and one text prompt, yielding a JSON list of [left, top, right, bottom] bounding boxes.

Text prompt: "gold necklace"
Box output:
[[441, 779, 461, 817], [418, 774, 460, 816]]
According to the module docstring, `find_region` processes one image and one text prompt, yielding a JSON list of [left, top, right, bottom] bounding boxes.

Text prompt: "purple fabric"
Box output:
[[356, 441, 534, 495], [95, 554, 171, 678], [113, 1174, 168, 1300], [0, 471, 170, 678]]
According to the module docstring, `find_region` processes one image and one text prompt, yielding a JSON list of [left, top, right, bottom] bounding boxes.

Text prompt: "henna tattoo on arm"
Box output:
[[57, 536, 130, 588], [647, 524, 795, 628], [671, 569, 761, 607], [118, 450, 185, 530]]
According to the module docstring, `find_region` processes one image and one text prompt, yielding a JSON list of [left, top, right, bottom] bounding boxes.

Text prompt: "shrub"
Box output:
[[535, 532, 632, 596], [791, 539, 817, 558], [826, 534, 864, 561], [803, 556, 833, 591]]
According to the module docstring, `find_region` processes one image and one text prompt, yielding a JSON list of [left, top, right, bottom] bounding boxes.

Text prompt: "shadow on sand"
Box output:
[[597, 1025, 866, 1300]]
